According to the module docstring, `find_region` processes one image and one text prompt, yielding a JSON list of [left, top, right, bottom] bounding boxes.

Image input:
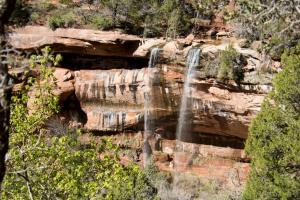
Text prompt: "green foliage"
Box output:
[[1, 47, 157, 199], [218, 45, 244, 84], [13, 0, 197, 37], [143, 15, 161, 38], [155, 0, 191, 38], [48, 9, 77, 30], [243, 43, 300, 200], [29, 1, 56, 24], [9, 0, 243, 37], [90, 15, 113, 30], [265, 36, 287, 61], [48, 15, 65, 30], [165, 9, 180, 39], [29, 12, 40, 22]]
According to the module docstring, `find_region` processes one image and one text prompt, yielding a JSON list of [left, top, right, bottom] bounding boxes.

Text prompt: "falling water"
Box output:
[[175, 48, 200, 169], [144, 48, 160, 166]]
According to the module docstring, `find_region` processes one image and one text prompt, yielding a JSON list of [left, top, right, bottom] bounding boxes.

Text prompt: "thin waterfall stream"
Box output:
[[175, 48, 200, 169], [143, 48, 160, 166]]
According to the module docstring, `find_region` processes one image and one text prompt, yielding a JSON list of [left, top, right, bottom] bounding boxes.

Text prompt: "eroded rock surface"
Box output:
[[25, 26, 276, 140], [74, 68, 169, 131], [11, 26, 279, 185], [9, 26, 141, 57], [53, 68, 75, 102]]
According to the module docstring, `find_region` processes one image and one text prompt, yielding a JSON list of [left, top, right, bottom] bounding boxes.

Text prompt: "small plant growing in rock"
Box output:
[[218, 44, 245, 84]]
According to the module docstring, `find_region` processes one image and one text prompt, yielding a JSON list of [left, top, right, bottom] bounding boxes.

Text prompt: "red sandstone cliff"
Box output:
[[9, 26, 280, 186]]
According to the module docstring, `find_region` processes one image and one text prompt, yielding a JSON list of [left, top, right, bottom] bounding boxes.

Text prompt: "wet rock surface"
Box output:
[[11, 26, 280, 186]]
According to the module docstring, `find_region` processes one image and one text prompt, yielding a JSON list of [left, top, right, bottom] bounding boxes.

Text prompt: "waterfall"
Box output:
[[144, 48, 160, 166], [175, 48, 200, 169]]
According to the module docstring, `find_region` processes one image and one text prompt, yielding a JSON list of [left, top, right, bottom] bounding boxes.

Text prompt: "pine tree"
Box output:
[[243, 43, 300, 200]]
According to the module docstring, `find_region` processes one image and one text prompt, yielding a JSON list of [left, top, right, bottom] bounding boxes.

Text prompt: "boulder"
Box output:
[[162, 41, 181, 60], [250, 40, 263, 51], [208, 86, 231, 100], [133, 38, 165, 57], [53, 68, 75, 102]]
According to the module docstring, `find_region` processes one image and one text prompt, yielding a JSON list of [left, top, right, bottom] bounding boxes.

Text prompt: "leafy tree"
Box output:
[[1, 47, 157, 199], [243, 43, 300, 200], [141, 1, 166, 37], [142, 0, 190, 38], [165, 9, 180, 39], [101, 0, 119, 27]]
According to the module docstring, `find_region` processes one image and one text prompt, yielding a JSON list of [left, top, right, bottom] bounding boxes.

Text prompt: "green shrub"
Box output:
[[48, 15, 65, 30], [243, 43, 300, 199], [143, 16, 162, 38], [90, 15, 113, 30], [30, 12, 40, 22], [48, 10, 77, 30], [263, 36, 286, 61], [218, 44, 245, 84], [62, 10, 77, 27]]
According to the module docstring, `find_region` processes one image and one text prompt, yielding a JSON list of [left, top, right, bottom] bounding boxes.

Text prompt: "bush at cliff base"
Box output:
[[243, 43, 300, 199]]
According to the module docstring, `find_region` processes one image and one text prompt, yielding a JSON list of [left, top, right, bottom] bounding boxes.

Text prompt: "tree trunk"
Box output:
[[0, 0, 16, 185], [112, 2, 119, 28]]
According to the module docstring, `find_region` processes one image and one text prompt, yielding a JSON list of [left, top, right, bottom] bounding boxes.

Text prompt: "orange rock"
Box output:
[[9, 26, 141, 57], [208, 86, 232, 100]]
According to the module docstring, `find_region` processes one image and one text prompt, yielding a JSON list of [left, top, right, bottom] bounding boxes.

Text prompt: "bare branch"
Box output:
[[280, 20, 300, 35]]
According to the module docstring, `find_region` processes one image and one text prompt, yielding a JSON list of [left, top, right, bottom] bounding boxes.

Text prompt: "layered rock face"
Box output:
[[74, 68, 169, 131], [9, 26, 141, 57], [10, 26, 279, 185]]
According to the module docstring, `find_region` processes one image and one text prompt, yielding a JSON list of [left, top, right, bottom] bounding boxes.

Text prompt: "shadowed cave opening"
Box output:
[[59, 53, 149, 70], [60, 93, 88, 127]]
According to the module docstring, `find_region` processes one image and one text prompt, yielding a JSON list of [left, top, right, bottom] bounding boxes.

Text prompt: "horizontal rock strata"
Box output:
[[11, 26, 280, 184]]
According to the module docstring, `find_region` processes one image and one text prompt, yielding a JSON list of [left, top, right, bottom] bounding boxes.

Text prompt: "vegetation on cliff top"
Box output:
[[11, 0, 231, 37], [11, 0, 300, 54]]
